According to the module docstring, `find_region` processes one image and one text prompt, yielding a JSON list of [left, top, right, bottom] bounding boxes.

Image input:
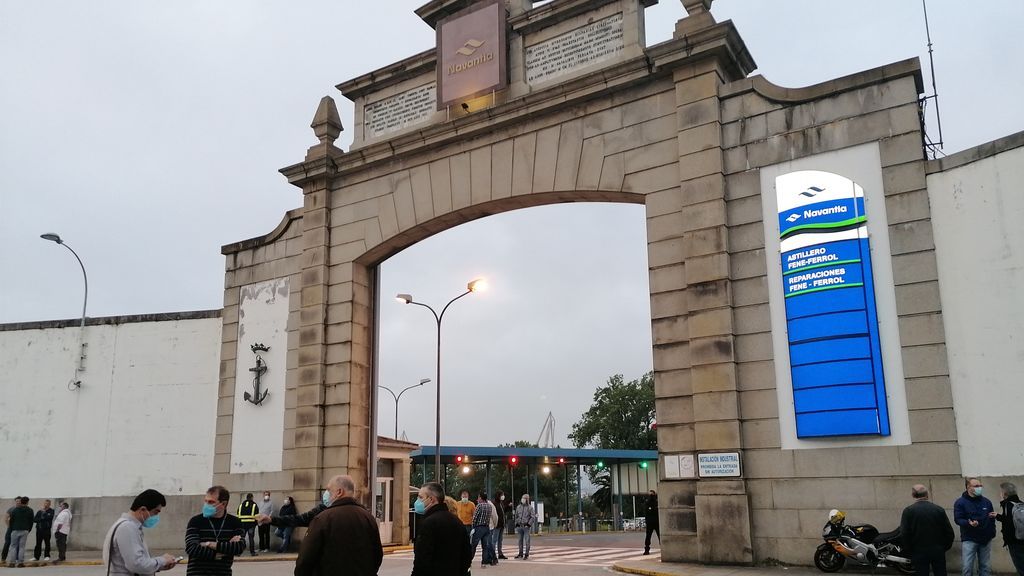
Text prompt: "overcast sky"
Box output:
[[2, 1, 1021, 449]]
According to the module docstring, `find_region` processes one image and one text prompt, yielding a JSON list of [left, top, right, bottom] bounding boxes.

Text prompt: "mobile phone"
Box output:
[[175, 556, 184, 563]]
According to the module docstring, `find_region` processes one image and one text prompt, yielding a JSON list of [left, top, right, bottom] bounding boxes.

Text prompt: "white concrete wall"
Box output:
[[230, 278, 289, 473], [0, 317, 221, 498], [928, 145, 1024, 476]]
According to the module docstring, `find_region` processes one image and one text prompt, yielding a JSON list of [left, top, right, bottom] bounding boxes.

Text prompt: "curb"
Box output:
[[611, 563, 676, 576], [17, 545, 413, 568]]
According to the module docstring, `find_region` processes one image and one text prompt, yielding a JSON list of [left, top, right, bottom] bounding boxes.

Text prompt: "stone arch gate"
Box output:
[[220, 0, 950, 566]]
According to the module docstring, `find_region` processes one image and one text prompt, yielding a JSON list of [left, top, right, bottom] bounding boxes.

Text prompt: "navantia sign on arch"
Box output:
[[776, 171, 890, 438], [436, 0, 507, 109]]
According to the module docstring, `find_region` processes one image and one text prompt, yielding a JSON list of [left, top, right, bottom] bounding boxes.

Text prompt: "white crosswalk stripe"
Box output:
[[385, 545, 659, 567]]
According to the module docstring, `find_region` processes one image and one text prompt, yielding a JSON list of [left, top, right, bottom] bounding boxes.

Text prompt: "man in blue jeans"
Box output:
[[954, 478, 997, 576], [469, 493, 494, 568]]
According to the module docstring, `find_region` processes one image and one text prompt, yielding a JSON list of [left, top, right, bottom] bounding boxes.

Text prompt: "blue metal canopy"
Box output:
[[408, 445, 657, 465]]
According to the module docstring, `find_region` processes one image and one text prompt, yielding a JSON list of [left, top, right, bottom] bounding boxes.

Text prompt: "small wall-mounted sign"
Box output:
[[697, 452, 741, 478], [663, 454, 696, 479]]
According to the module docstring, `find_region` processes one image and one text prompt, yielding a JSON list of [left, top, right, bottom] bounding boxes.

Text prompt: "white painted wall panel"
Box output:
[[230, 278, 289, 473], [0, 318, 221, 498], [928, 146, 1024, 476]]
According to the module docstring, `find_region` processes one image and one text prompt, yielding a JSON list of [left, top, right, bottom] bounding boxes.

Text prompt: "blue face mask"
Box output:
[[322, 490, 332, 507], [202, 504, 218, 518], [414, 499, 427, 515], [142, 514, 160, 529], [974, 487, 984, 497]]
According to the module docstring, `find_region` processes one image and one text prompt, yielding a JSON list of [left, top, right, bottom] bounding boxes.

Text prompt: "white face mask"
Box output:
[[521, 497, 528, 504], [500, 495, 505, 501], [263, 496, 270, 502]]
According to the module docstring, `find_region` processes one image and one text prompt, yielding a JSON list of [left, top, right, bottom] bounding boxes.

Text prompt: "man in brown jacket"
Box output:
[[294, 475, 382, 576]]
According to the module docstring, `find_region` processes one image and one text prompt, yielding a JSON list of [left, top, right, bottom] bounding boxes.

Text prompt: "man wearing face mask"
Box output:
[[493, 490, 508, 560], [455, 490, 476, 538], [294, 475, 382, 576], [184, 486, 245, 575], [256, 492, 274, 553], [955, 477, 998, 576], [514, 494, 537, 560], [411, 482, 472, 576], [103, 489, 177, 575]]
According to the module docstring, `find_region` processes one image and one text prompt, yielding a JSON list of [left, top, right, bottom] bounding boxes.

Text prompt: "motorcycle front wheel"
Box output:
[[814, 543, 846, 573], [893, 560, 916, 575]]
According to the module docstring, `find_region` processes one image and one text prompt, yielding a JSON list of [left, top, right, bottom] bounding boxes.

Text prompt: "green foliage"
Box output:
[[569, 372, 656, 451]]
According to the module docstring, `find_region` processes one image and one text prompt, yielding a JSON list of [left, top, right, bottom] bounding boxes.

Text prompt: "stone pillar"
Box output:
[[288, 97, 344, 511], [653, 3, 754, 564]]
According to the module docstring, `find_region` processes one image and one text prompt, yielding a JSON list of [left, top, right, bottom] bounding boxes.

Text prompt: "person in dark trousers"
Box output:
[[256, 492, 273, 553], [32, 499, 54, 562], [2, 497, 19, 563], [955, 477, 998, 576], [274, 496, 297, 553], [257, 498, 327, 532], [900, 484, 955, 576], [996, 482, 1024, 576], [469, 492, 494, 568], [6, 497, 33, 568], [493, 490, 508, 560], [184, 485, 246, 576], [293, 475, 382, 576], [411, 482, 472, 576], [235, 494, 258, 557], [53, 502, 71, 563], [644, 490, 660, 555]]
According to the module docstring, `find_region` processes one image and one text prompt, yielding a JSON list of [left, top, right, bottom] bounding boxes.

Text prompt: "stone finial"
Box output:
[[682, 0, 713, 14], [311, 96, 343, 146]]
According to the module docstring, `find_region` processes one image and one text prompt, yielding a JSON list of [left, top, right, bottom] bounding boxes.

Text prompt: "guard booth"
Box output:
[[377, 436, 419, 545]]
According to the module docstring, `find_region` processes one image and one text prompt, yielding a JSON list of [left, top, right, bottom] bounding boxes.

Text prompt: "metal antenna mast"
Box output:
[[921, 0, 945, 158], [536, 412, 557, 448]]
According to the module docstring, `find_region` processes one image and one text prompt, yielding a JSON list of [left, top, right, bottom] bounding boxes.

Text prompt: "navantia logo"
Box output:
[[799, 186, 825, 198], [456, 39, 485, 56], [786, 214, 801, 223]]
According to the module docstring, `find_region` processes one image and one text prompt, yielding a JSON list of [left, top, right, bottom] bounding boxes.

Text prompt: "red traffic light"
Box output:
[[509, 456, 518, 465], [557, 457, 566, 464], [456, 455, 464, 464]]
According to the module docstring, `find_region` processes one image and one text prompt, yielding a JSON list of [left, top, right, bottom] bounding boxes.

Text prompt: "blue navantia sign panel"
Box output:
[[776, 171, 890, 438]]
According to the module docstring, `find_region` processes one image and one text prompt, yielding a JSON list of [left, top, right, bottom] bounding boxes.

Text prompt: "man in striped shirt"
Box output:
[[184, 486, 246, 575]]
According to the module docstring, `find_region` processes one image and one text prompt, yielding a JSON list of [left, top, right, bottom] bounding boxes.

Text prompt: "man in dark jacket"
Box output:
[[900, 484, 955, 576], [412, 482, 472, 576], [32, 499, 54, 562], [954, 478, 997, 576], [493, 490, 508, 560], [235, 494, 258, 557], [996, 482, 1024, 576], [294, 475, 382, 576], [644, 490, 660, 555]]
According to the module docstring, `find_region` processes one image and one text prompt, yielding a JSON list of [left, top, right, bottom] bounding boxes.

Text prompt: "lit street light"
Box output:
[[396, 278, 486, 484], [40, 233, 88, 390], [379, 378, 430, 439]]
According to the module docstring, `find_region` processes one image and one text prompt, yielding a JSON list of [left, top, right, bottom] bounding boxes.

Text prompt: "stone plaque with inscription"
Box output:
[[364, 84, 437, 139], [525, 13, 625, 86]]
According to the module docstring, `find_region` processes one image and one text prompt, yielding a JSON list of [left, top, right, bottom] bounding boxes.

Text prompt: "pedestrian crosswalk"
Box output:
[[385, 545, 659, 567]]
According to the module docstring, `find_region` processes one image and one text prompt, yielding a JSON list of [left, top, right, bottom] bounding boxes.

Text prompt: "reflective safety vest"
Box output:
[[237, 500, 258, 524]]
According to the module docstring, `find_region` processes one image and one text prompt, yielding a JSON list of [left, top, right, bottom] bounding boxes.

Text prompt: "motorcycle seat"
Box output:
[[873, 529, 901, 544]]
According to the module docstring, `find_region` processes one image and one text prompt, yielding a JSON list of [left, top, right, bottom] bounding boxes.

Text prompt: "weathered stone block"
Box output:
[[734, 332, 773, 363], [677, 122, 721, 156], [657, 422, 696, 452], [686, 252, 730, 284], [599, 152, 626, 191], [691, 362, 737, 394], [727, 195, 763, 227], [734, 303, 771, 335], [730, 249, 767, 279], [905, 376, 954, 409], [895, 281, 943, 315], [647, 213, 685, 244], [682, 226, 728, 258], [693, 390, 739, 421], [657, 395, 694, 425], [688, 279, 731, 311], [725, 169, 760, 201], [649, 263, 686, 294], [694, 420, 741, 450], [897, 313, 946, 347], [883, 161, 927, 196], [738, 389, 778, 420], [723, 145, 748, 174], [897, 442, 962, 476], [901, 343, 949, 378], [736, 359, 775, 391], [623, 162, 678, 195], [909, 408, 958, 442], [733, 276, 769, 306], [678, 148, 724, 182], [886, 189, 932, 225], [655, 368, 692, 398], [680, 173, 726, 206], [677, 97, 719, 130], [688, 308, 733, 339], [681, 199, 727, 233], [741, 419, 781, 449], [675, 72, 720, 106], [696, 493, 753, 564], [653, 315, 689, 345], [892, 250, 939, 285], [655, 341, 691, 371], [880, 134, 925, 168], [689, 336, 735, 366], [646, 186, 684, 218], [553, 119, 584, 191], [742, 449, 795, 479], [625, 139, 679, 174], [651, 290, 688, 319]]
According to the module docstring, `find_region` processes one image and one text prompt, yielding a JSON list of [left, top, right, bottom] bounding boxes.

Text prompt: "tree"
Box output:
[[569, 372, 656, 451], [569, 372, 656, 517]]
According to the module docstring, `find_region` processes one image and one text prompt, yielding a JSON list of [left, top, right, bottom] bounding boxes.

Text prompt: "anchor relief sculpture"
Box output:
[[244, 343, 270, 406]]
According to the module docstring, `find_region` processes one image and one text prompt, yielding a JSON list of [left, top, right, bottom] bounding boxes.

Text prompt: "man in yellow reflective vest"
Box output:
[[236, 493, 259, 557]]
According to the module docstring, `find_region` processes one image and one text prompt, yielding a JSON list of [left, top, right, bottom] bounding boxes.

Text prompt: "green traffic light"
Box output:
[[640, 461, 648, 469], [596, 461, 604, 468]]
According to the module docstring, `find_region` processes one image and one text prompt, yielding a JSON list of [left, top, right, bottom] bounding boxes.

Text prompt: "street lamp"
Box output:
[[396, 278, 486, 483], [40, 233, 88, 390], [379, 378, 430, 439]]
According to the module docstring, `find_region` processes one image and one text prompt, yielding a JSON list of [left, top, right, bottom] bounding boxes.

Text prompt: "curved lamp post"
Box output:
[[40, 233, 88, 390], [397, 278, 486, 483], [379, 378, 431, 439]]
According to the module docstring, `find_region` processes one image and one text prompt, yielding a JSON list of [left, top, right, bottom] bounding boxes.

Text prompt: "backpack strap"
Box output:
[[106, 520, 129, 576]]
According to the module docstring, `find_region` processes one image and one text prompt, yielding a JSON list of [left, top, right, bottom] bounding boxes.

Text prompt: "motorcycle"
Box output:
[[813, 509, 915, 574]]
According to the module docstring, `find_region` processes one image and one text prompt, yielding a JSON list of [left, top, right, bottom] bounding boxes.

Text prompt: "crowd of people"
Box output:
[[2, 497, 72, 567], [899, 478, 1024, 576]]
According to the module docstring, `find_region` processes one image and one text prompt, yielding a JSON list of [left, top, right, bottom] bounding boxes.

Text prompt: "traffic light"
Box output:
[[596, 460, 604, 469], [557, 457, 566, 465], [509, 456, 519, 466], [639, 461, 649, 469], [456, 455, 464, 464]]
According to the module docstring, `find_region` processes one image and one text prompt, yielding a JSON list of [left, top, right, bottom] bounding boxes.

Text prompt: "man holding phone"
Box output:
[[184, 486, 246, 575], [955, 478, 998, 576], [103, 489, 177, 575]]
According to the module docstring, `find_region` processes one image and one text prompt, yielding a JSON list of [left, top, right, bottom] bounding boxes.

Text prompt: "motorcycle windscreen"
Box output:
[[777, 171, 891, 438]]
